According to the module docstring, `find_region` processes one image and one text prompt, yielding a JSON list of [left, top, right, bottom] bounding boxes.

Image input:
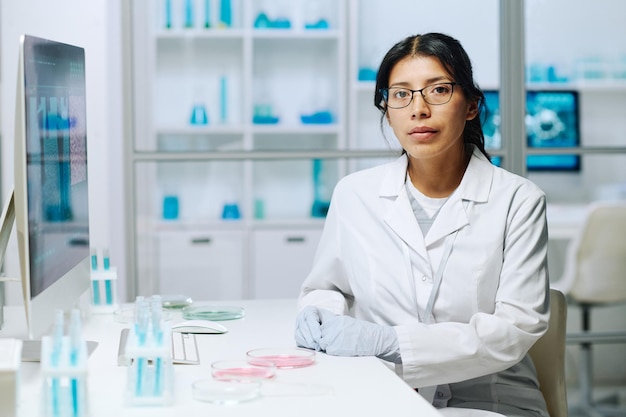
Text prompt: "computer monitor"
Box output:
[[481, 89, 581, 171], [0, 34, 91, 342]]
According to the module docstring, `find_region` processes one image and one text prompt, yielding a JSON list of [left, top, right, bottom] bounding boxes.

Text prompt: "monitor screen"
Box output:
[[13, 34, 91, 341], [481, 90, 581, 171]]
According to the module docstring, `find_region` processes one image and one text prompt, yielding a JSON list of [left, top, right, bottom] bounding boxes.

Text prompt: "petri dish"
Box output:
[[182, 305, 245, 321], [161, 294, 193, 309], [211, 359, 276, 381], [192, 379, 261, 405], [246, 347, 316, 369]]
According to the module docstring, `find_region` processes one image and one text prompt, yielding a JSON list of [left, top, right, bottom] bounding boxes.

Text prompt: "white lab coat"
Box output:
[[298, 147, 550, 415]]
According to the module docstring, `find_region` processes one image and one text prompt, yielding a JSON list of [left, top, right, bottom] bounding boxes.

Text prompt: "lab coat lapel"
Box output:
[[425, 148, 494, 246], [380, 155, 429, 258], [384, 189, 427, 255], [424, 196, 468, 247]]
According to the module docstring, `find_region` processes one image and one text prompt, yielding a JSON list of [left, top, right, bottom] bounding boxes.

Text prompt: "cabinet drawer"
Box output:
[[251, 228, 322, 299], [157, 230, 244, 300]]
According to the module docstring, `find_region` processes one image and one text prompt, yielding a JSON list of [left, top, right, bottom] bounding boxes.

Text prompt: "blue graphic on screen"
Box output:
[[480, 90, 580, 171]]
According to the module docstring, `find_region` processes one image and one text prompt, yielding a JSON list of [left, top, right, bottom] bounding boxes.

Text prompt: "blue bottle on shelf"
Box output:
[[184, 0, 194, 28], [219, 0, 231, 27], [164, 0, 172, 29], [190, 103, 208, 125], [204, 0, 211, 28]]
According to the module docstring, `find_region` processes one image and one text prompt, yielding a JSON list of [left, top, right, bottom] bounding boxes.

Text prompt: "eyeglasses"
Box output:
[[380, 82, 457, 108]]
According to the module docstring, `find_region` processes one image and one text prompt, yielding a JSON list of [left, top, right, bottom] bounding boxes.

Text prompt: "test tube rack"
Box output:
[[89, 248, 119, 313], [40, 336, 89, 417], [124, 323, 174, 406]]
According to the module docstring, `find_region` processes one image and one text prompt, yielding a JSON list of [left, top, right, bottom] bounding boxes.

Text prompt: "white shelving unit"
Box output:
[[130, 0, 348, 299]]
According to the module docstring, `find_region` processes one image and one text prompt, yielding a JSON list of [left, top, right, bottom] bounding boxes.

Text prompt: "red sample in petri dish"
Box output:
[[211, 360, 276, 381], [246, 348, 316, 369]]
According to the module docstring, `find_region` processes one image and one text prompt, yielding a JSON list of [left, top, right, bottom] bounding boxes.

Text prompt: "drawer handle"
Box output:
[[286, 236, 306, 243], [191, 238, 212, 245]]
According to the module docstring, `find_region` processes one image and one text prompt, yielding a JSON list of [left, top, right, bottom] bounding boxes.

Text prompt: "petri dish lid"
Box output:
[[192, 379, 261, 405], [161, 294, 193, 309], [246, 347, 316, 369], [211, 359, 276, 381], [182, 305, 245, 321]]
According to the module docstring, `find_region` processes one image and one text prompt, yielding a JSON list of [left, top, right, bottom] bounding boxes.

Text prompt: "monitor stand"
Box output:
[[0, 190, 15, 334], [1, 191, 98, 362]]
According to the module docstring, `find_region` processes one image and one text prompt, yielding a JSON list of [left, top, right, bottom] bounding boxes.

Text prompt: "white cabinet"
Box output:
[[157, 228, 244, 300], [251, 227, 322, 299]]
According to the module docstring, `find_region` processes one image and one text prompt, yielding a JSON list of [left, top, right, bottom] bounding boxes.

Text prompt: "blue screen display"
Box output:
[[480, 90, 580, 171]]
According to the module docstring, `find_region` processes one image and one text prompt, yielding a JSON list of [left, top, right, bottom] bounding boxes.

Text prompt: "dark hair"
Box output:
[[374, 33, 490, 160]]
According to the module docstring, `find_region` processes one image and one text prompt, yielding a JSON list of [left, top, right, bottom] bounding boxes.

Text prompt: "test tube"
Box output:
[[69, 309, 82, 417], [90, 248, 98, 270], [52, 309, 64, 364], [151, 295, 164, 396], [51, 309, 64, 417], [92, 281, 101, 306], [103, 249, 113, 305], [91, 248, 101, 305], [135, 298, 149, 397], [69, 309, 81, 364], [103, 248, 110, 270]]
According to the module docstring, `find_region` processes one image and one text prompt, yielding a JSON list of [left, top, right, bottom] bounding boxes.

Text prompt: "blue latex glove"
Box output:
[[318, 309, 401, 363], [295, 306, 323, 351]]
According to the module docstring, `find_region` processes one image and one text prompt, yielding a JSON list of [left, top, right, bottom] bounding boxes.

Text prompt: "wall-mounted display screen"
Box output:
[[481, 90, 580, 171]]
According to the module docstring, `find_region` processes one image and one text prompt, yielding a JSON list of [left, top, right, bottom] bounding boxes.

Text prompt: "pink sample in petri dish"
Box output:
[[211, 360, 276, 381], [246, 347, 316, 369]]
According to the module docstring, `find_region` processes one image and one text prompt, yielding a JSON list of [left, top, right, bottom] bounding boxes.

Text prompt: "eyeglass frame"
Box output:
[[379, 82, 458, 109]]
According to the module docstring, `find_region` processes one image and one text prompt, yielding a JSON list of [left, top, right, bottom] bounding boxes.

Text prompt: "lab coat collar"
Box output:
[[458, 146, 493, 204], [381, 147, 495, 249], [378, 147, 494, 202]]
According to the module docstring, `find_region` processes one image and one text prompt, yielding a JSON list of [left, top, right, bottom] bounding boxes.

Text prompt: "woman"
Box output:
[[295, 33, 550, 416]]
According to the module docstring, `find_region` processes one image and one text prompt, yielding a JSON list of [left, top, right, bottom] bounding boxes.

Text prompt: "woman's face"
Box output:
[[386, 55, 478, 162]]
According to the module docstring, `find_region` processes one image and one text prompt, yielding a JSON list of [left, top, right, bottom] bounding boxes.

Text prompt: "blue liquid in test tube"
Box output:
[[103, 250, 110, 270], [105, 281, 113, 305], [70, 310, 81, 417], [103, 249, 113, 305], [90, 249, 98, 270], [92, 281, 101, 305]]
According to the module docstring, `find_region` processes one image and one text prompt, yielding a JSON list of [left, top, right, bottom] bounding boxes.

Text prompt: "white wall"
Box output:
[[0, 0, 126, 304]]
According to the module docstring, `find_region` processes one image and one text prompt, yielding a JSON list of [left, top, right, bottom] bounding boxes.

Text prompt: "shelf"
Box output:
[[156, 126, 246, 135], [251, 29, 342, 40], [155, 28, 246, 39], [152, 219, 247, 232], [251, 218, 326, 229], [527, 79, 626, 92], [251, 124, 341, 135]]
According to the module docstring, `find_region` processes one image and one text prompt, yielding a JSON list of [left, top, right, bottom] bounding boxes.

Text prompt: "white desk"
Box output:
[[1, 299, 442, 417]]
